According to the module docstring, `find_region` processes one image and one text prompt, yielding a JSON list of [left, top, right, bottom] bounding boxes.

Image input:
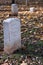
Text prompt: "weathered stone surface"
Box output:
[[3, 18, 21, 54], [11, 4, 18, 15]]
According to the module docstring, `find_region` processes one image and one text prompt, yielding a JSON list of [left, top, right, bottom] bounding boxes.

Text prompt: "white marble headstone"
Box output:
[[30, 7, 35, 12], [3, 18, 21, 54], [11, 4, 18, 15]]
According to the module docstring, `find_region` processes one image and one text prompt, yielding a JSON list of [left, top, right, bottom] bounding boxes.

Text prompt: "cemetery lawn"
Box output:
[[0, 5, 43, 64], [0, 41, 43, 64]]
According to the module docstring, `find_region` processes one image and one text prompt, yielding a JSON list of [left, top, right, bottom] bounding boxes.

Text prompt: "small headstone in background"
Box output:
[[20, 61, 27, 65], [30, 7, 35, 12], [11, 4, 18, 15], [3, 18, 21, 54]]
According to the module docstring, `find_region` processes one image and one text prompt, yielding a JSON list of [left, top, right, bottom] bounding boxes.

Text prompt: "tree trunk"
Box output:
[[26, 0, 27, 6], [12, 0, 15, 4]]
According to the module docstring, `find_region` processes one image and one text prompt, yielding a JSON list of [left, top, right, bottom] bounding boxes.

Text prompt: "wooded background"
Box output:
[[0, 0, 43, 5]]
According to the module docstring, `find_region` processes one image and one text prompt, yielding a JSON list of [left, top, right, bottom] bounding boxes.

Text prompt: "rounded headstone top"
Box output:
[[3, 18, 20, 23], [11, 4, 17, 6]]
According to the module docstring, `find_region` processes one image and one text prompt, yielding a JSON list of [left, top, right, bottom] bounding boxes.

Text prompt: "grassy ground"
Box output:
[[0, 5, 43, 64]]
